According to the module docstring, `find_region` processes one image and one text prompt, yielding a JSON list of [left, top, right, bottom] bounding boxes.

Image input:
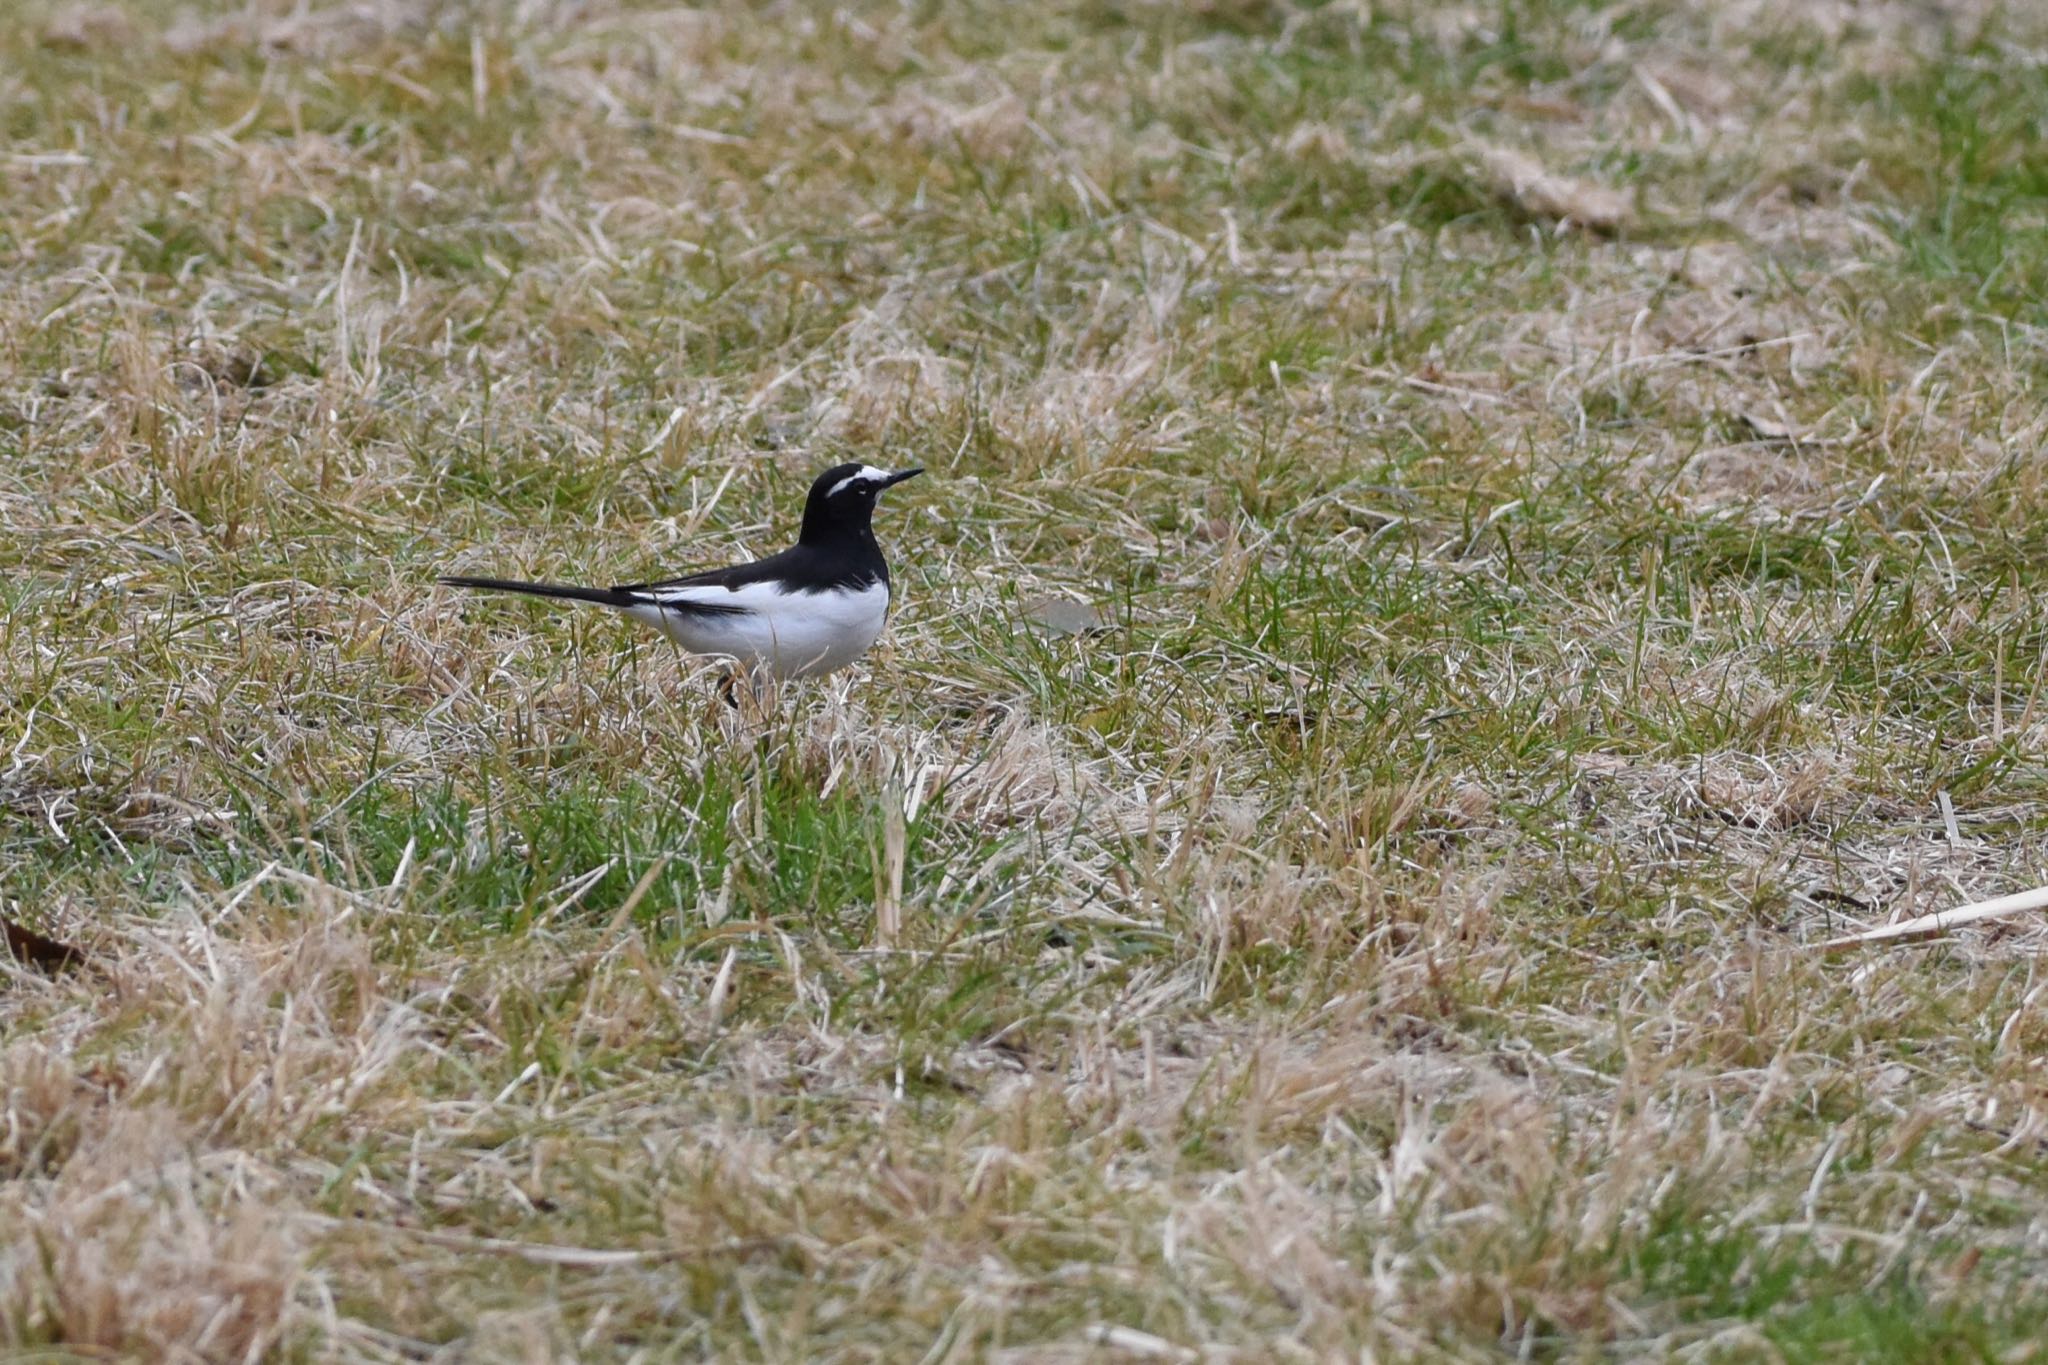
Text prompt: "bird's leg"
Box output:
[[718, 664, 780, 724]]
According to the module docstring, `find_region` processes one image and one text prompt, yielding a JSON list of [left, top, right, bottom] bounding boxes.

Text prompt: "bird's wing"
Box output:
[[614, 549, 807, 615]]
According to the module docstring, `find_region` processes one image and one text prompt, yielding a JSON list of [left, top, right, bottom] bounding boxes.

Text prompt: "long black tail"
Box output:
[[437, 575, 639, 609]]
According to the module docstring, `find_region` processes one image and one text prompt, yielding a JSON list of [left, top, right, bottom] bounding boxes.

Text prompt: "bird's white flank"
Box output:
[[623, 579, 891, 678]]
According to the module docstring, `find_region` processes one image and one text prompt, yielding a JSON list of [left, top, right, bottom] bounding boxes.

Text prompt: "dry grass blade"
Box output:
[[1084, 1323, 1198, 1361], [1821, 884, 2048, 952], [1472, 144, 1636, 233], [873, 776, 908, 946], [301, 1217, 776, 1268]]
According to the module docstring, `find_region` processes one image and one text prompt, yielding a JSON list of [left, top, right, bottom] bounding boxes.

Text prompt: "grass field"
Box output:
[[6, 0, 2048, 1357]]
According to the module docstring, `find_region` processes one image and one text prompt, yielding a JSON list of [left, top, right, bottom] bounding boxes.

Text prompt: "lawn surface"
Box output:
[[6, 0, 2048, 1358]]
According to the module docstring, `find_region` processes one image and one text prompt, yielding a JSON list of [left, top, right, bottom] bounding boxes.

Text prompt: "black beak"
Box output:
[[881, 467, 923, 489]]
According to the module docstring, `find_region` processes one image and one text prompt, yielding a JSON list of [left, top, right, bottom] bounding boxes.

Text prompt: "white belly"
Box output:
[[623, 580, 890, 678]]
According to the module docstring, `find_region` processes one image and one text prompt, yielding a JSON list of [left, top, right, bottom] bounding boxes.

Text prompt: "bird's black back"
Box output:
[[616, 539, 885, 598], [619, 465, 893, 597], [446, 461, 909, 625]]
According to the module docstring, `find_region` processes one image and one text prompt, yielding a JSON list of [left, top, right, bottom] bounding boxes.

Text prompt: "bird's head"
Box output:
[[800, 463, 922, 542]]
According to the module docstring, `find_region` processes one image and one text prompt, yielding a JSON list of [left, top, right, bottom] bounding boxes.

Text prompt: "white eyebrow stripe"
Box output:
[[827, 465, 892, 498]]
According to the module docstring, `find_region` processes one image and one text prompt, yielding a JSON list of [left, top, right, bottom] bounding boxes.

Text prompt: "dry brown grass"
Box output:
[[7, 0, 2048, 1357]]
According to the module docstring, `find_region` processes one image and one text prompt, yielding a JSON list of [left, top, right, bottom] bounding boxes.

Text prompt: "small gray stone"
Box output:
[[1021, 596, 1111, 637]]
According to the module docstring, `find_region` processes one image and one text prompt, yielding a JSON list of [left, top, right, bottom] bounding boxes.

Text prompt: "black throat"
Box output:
[[799, 498, 875, 549], [797, 504, 888, 589], [786, 464, 905, 590]]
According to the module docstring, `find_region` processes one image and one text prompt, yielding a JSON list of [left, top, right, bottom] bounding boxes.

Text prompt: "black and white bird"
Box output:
[[440, 463, 921, 678]]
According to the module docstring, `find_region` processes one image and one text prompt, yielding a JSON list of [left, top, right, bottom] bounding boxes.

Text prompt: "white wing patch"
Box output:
[[640, 579, 788, 613], [826, 465, 893, 498]]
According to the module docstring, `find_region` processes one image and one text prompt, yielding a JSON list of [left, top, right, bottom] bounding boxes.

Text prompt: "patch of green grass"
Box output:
[[1850, 42, 2048, 321]]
